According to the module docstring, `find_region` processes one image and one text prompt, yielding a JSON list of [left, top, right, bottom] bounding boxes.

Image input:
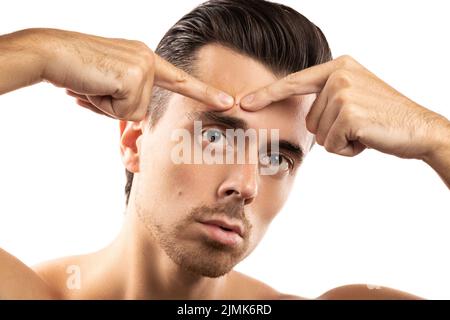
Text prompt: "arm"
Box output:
[[422, 119, 450, 188], [241, 55, 450, 189], [0, 28, 234, 299], [242, 56, 449, 300], [0, 29, 71, 299], [0, 29, 46, 95], [1, 28, 234, 117]]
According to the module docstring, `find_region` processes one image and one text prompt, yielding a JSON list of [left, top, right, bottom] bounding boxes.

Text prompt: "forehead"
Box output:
[[164, 44, 314, 148], [194, 44, 278, 96]]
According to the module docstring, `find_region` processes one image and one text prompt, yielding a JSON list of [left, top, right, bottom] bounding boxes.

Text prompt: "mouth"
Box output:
[[197, 217, 244, 247], [200, 218, 244, 237]]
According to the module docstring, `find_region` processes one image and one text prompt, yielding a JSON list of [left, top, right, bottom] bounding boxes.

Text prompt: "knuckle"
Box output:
[[127, 64, 146, 83], [145, 50, 155, 68], [324, 140, 335, 153], [262, 85, 276, 101], [112, 99, 139, 120], [203, 84, 212, 99], [331, 89, 351, 106], [172, 69, 190, 90], [140, 48, 154, 67], [329, 69, 352, 89], [284, 72, 301, 94], [175, 69, 189, 83], [130, 40, 154, 73], [315, 133, 324, 146], [113, 80, 124, 97], [131, 40, 150, 52], [340, 104, 359, 124], [284, 72, 299, 86], [336, 54, 356, 69]]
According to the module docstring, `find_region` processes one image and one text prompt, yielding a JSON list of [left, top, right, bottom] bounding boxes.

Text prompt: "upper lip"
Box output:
[[199, 218, 244, 237]]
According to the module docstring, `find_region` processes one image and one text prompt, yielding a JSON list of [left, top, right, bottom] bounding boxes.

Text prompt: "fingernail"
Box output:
[[218, 92, 234, 107], [241, 94, 255, 107]]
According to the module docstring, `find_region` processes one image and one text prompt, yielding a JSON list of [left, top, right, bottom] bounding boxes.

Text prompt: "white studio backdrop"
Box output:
[[0, 0, 449, 299]]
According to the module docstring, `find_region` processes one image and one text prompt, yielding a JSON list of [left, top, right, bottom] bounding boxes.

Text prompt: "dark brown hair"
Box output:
[[125, 0, 332, 205]]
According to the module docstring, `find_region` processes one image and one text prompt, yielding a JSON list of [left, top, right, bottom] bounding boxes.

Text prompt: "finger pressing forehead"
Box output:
[[240, 58, 341, 111], [153, 54, 234, 110]]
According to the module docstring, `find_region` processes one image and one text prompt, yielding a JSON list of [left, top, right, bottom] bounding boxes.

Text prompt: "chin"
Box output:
[[167, 243, 243, 278], [184, 263, 233, 278]]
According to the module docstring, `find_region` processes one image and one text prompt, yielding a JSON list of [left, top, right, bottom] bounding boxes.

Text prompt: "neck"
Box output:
[[98, 204, 228, 299]]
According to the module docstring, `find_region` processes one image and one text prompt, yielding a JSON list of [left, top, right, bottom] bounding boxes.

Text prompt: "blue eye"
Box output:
[[261, 153, 291, 172], [269, 154, 281, 165], [202, 128, 225, 144]]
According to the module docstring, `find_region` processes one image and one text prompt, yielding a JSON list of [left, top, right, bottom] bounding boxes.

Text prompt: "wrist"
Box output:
[[10, 28, 51, 82], [422, 115, 450, 167]]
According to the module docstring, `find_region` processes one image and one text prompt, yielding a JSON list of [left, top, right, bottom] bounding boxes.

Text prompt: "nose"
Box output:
[[217, 163, 259, 205]]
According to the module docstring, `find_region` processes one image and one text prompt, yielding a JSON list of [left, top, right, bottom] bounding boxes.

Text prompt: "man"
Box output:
[[0, 0, 448, 299]]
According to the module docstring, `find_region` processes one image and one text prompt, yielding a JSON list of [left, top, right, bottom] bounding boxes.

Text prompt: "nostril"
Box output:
[[220, 188, 255, 206], [225, 189, 236, 196]]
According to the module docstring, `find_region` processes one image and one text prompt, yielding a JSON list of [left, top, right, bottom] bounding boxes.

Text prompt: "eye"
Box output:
[[202, 128, 226, 145], [260, 153, 292, 172]]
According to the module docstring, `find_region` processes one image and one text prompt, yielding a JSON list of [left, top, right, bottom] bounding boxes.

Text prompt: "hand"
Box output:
[[36, 28, 234, 121], [240, 55, 450, 161]]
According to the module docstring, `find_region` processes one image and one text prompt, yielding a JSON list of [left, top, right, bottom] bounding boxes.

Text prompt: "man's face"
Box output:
[[122, 44, 315, 278]]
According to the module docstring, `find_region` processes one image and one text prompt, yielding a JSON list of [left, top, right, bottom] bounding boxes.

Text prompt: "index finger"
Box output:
[[240, 56, 350, 111], [153, 54, 234, 110]]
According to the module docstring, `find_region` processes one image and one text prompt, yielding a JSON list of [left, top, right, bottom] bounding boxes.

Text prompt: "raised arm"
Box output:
[[241, 55, 450, 188], [0, 29, 46, 95], [0, 28, 235, 299]]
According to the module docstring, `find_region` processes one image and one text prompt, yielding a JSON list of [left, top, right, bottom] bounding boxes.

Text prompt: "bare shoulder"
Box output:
[[227, 271, 307, 300], [317, 284, 423, 300], [0, 247, 59, 299], [230, 280, 424, 300], [32, 254, 90, 299]]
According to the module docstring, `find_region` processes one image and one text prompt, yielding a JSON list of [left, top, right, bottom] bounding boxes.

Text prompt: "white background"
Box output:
[[1, 0, 449, 299]]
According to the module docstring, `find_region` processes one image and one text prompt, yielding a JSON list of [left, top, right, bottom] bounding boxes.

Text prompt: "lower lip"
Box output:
[[198, 222, 243, 246]]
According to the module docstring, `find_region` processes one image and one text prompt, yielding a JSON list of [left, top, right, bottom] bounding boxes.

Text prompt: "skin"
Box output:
[[1, 28, 449, 299], [240, 55, 450, 188]]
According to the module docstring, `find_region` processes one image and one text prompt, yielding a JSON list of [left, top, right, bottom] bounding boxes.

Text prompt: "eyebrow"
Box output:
[[186, 111, 304, 163], [187, 111, 248, 130]]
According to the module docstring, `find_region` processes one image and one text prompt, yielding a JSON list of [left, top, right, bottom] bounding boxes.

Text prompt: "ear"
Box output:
[[119, 120, 144, 173]]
